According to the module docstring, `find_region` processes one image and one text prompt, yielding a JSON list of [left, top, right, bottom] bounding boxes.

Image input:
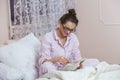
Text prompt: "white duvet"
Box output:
[[36, 62, 120, 80]]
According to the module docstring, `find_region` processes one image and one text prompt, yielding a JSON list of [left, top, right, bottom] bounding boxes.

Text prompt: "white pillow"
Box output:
[[0, 63, 24, 80], [0, 33, 41, 80]]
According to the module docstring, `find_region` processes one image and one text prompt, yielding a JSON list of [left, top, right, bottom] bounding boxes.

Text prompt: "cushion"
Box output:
[[0, 33, 41, 80], [0, 63, 24, 80]]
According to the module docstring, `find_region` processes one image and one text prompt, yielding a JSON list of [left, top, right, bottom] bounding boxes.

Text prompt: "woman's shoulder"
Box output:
[[42, 30, 54, 42], [45, 31, 53, 37], [70, 33, 78, 40], [70, 33, 79, 44]]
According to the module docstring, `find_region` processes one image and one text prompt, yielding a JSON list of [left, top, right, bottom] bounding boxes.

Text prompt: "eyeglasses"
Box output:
[[62, 24, 76, 32]]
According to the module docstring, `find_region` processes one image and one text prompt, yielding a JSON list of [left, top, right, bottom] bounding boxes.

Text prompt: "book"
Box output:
[[61, 58, 86, 71]]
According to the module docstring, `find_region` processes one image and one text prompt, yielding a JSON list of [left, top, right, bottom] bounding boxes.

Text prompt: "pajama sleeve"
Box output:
[[38, 36, 52, 66], [71, 35, 82, 63]]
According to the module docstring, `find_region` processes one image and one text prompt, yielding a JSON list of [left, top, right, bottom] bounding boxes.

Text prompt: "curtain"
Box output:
[[10, 0, 75, 39]]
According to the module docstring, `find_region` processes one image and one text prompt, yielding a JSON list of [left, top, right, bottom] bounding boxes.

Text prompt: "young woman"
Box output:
[[37, 9, 82, 76]]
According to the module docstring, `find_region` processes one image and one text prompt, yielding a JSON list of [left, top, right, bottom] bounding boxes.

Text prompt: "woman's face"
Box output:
[[60, 21, 76, 37]]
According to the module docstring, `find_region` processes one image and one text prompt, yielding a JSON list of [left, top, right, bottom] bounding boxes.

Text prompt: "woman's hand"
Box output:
[[58, 56, 69, 65], [44, 56, 69, 65]]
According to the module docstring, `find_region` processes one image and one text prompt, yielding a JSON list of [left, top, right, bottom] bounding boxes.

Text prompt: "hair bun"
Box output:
[[68, 9, 76, 16]]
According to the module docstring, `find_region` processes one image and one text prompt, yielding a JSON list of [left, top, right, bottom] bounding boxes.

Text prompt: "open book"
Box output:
[[61, 58, 86, 71]]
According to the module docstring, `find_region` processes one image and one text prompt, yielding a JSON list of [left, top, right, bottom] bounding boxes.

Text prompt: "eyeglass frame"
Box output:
[[62, 24, 76, 32]]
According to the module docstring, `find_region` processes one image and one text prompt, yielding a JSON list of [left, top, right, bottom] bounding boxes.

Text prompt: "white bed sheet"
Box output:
[[36, 62, 120, 80]]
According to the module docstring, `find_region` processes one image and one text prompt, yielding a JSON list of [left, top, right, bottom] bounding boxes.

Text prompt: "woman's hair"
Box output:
[[59, 9, 79, 26]]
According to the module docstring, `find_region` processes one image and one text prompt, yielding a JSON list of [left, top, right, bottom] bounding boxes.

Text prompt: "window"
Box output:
[[9, 0, 75, 39]]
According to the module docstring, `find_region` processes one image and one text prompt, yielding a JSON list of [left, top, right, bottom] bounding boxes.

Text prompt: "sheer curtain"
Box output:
[[10, 0, 75, 39]]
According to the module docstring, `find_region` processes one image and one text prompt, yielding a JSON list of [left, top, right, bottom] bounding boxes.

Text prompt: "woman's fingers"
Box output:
[[59, 56, 69, 64]]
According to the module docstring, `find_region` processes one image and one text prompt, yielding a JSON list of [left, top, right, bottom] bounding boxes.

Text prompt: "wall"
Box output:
[[75, 0, 120, 64], [0, 0, 120, 64], [0, 0, 9, 44]]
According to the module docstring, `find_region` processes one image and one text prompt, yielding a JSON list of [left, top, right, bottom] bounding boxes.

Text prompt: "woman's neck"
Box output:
[[56, 28, 67, 46]]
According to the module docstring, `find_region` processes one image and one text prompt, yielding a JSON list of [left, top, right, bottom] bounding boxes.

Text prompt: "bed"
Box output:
[[0, 33, 120, 80]]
